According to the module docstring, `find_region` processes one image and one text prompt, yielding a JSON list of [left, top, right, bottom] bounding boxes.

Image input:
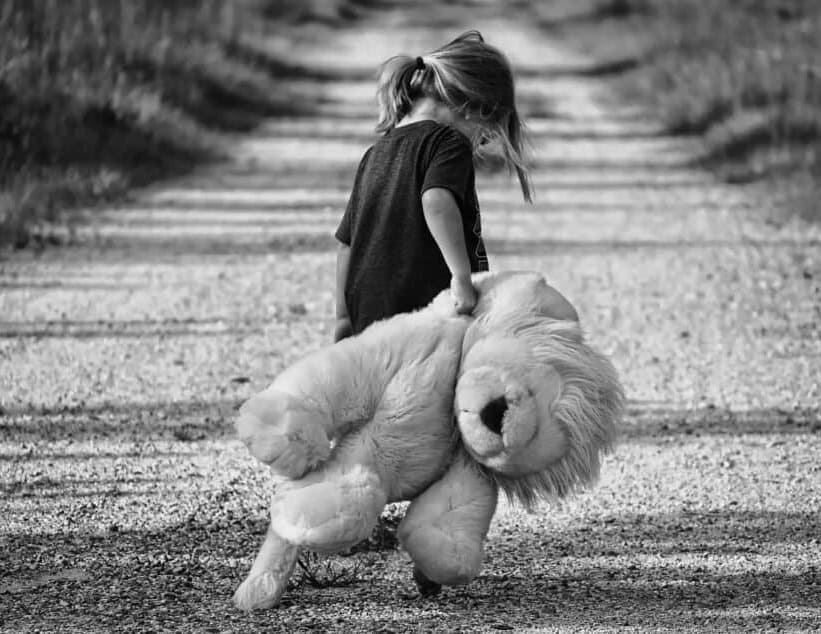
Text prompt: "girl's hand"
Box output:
[[334, 318, 353, 342], [451, 274, 477, 315]]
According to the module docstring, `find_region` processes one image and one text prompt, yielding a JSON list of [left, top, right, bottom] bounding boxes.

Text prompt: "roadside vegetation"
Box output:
[[542, 0, 821, 220], [0, 0, 361, 248], [7, 0, 818, 249]]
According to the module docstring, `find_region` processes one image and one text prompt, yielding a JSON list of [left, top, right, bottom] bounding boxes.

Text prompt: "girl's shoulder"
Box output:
[[387, 120, 470, 147], [429, 121, 471, 149], [364, 120, 472, 171]]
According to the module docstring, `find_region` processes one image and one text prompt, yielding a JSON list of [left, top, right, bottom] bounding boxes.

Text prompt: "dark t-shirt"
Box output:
[[335, 120, 488, 334]]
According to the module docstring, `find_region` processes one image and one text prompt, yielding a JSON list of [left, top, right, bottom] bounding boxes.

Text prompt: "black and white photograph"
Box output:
[[1, 0, 819, 631]]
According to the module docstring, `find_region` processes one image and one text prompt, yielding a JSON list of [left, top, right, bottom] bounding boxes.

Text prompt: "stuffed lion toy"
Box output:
[[233, 271, 624, 610]]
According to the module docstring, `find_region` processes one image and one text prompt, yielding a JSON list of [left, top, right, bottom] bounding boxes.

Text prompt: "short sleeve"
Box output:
[[421, 129, 473, 207], [335, 147, 373, 245], [335, 202, 352, 245]]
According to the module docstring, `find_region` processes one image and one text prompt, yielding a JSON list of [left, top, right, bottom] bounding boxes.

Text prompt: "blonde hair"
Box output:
[[375, 30, 533, 202]]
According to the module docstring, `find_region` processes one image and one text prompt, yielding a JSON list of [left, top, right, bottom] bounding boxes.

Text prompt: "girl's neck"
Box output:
[[396, 97, 478, 141], [396, 97, 456, 128]]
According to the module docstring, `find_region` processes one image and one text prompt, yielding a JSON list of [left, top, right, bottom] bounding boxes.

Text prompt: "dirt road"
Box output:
[[2, 2, 820, 632]]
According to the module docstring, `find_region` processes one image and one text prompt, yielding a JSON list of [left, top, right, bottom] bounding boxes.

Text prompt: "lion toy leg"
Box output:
[[234, 442, 389, 610]]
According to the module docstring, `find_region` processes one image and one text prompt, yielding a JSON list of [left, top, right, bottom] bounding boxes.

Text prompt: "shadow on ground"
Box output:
[[0, 400, 241, 446], [43, 234, 818, 258], [0, 318, 261, 339], [2, 399, 817, 449], [1, 507, 818, 631], [623, 403, 821, 438]]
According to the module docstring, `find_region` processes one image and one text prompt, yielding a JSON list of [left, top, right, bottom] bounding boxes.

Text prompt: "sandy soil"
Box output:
[[2, 1, 820, 632]]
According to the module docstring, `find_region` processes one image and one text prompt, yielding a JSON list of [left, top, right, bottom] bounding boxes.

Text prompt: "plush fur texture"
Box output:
[[232, 271, 624, 610], [455, 272, 622, 508]]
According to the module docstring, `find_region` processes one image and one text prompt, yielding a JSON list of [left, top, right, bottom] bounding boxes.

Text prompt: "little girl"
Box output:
[[334, 30, 532, 341]]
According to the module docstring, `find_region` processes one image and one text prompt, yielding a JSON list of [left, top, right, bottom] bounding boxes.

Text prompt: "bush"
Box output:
[[0, 0, 324, 247], [549, 0, 821, 212]]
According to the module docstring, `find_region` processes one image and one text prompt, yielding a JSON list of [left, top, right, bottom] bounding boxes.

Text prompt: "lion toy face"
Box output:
[[456, 337, 567, 475], [449, 271, 622, 505]]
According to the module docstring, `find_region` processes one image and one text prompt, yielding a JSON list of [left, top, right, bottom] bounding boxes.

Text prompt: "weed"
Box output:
[[292, 551, 373, 589], [0, 0, 354, 247], [546, 0, 821, 219], [289, 504, 405, 590]]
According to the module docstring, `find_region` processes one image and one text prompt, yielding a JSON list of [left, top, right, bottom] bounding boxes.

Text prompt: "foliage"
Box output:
[[557, 0, 821, 218], [617, 1, 821, 136], [0, 0, 339, 247]]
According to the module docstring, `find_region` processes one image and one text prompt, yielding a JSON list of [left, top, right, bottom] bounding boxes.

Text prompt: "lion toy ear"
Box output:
[[455, 271, 624, 508]]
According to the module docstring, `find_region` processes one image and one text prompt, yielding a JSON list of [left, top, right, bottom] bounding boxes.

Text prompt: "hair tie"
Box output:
[[415, 56, 425, 71]]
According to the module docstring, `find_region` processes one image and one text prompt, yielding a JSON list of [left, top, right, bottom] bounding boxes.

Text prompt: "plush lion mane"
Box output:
[[462, 301, 624, 510]]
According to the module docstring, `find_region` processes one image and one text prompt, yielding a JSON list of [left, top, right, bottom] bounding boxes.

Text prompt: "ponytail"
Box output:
[[375, 55, 426, 134]]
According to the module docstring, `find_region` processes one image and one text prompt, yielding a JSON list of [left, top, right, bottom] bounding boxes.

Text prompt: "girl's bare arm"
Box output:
[[421, 188, 476, 313], [335, 242, 353, 340]]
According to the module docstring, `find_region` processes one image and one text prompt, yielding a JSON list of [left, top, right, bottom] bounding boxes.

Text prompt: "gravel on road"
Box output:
[[2, 2, 820, 632]]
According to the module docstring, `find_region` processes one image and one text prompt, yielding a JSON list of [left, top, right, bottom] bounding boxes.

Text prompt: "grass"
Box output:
[[539, 0, 821, 221], [0, 0, 359, 248], [291, 503, 404, 590]]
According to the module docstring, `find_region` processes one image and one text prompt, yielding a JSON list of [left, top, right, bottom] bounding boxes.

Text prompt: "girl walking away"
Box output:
[[334, 30, 532, 341]]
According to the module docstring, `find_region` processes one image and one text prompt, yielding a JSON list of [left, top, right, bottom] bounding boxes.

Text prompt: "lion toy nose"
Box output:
[[479, 396, 507, 435]]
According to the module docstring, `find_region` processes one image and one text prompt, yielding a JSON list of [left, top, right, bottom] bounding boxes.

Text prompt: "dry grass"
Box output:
[[291, 503, 404, 589], [0, 0, 360, 247], [543, 0, 821, 220]]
